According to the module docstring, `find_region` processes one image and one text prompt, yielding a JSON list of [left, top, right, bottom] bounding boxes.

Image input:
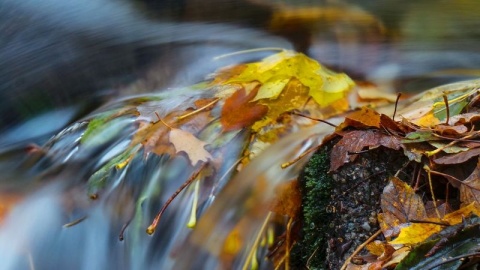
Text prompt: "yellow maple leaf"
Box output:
[[218, 50, 354, 107]]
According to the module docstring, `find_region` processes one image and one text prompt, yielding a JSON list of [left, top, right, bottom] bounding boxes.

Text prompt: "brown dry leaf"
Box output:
[[379, 177, 427, 238], [132, 121, 175, 157], [270, 179, 302, 218], [330, 130, 402, 171], [447, 112, 480, 125], [433, 147, 480, 165], [131, 108, 213, 158], [211, 64, 248, 85], [382, 246, 410, 268], [380, 114, 406, 133], [169, 128, 213, 166], [378, 212, 401, 239], [433, 124, 468, 135], [220, 87, 268, 131], [460, 159, 480, 206], [176, 110, 212, 134], [339, 106, 381, 130], [425, 201, 453, 218]]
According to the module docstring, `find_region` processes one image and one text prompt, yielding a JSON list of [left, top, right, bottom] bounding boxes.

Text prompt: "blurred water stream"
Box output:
[[0, 0, 479, 269]]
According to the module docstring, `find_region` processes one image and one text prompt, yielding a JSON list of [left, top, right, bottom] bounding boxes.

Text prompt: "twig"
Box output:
[[392, 93, 402, 121], [428, 169, 480, 193], [424, 165, 442, 219], [443, 94, 450, 125], [63, 216, 87, 228], [285, 217, 294, 270], [119, 218, 132, 241], [281, 144, 321, 169], [290, 112, 338, 127], [176, 98, 220, 121], [147, 163, 206, 235]]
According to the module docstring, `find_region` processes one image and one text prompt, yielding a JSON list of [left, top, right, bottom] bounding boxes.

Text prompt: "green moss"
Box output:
[[291, 147, 334, 269]]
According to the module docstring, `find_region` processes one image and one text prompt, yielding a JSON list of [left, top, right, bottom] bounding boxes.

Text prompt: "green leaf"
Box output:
[[87, 145, 140, 198], [402, 131, 440, 143], [432, 90, 471, 121]]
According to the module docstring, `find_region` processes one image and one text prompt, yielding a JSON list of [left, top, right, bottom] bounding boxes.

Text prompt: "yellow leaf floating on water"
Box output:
[[169, 128, 213, 166], [218, 50, 354, 107]]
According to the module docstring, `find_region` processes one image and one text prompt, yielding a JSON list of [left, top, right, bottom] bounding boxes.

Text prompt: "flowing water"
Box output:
[[1, 1, 480, 269]]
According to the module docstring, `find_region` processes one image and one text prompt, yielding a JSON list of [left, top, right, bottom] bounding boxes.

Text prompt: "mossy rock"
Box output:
[[291, 140, 412, 269]]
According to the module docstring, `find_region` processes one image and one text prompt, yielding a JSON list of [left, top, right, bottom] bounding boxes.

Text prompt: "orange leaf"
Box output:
[[340, 106, 381, 129], [220, 87, 268, 131], [211, 64, 248, 85]]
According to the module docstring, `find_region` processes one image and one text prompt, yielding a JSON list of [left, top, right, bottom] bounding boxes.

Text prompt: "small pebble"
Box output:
[[361, 221, 371, 231]]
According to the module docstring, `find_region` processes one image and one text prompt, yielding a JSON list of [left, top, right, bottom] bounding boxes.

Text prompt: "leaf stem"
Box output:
[[392, 92, 402, 121], [155, 112, 174, 129], [176, 98, 220, 121], [242, 212, 273, 270], [187, 179, 200, 228], [290, 111, 337, 127], [443, 94, 450, 125], [424, 165, 442, 219], [63, 216, 87, 228], [281, 144, 321, 169], [146, 163, 206, 235]]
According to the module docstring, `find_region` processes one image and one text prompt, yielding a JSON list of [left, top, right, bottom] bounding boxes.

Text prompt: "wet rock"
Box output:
[[291, 139, 413, 269]]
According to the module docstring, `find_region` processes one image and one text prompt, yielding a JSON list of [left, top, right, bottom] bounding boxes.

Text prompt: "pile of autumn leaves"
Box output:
[[82, 50, 354, 234], [329, 85, 480, 269], [80, 49, 480, 269]]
